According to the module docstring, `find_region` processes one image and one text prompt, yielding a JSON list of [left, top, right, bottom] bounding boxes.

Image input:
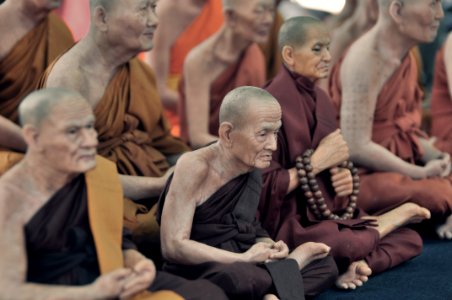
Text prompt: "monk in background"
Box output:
[[180, 0, 274, 148], [0, 0, 73, 155], [329, 0, 452, 239], [0, 88, 227, 300], [431, 32, 452, 156], [147, 0, 224, 136], [260, 16, 429, 290], [39, 0, 190, 242]]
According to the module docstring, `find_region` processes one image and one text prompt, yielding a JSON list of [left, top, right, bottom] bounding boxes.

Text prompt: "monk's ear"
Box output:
[[218, 122, 234, 147], [22, 125, 40, 151], [388, 0, 404, 25], [93, 6, 109, 32], [282, 45, 294, 67]]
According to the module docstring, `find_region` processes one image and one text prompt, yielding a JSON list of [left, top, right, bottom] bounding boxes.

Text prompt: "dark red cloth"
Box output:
[[330, 51, 452, 219], [260, 65, 422, 273]]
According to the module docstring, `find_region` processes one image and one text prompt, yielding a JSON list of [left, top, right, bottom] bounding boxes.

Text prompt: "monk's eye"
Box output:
[[66, 127, 79, 135]]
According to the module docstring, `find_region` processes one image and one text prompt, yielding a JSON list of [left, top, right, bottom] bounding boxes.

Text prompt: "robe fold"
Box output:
[[0, 13, 73, 123], [158, 170, 338, 299], [25, 156, 184, 300], [179, 43, 266, 143], [431, 46, 452, 155], [261, 66, 422, 273], [330, 50, 452, 219]]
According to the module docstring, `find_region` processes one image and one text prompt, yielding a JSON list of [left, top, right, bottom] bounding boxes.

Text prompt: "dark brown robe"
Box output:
[[25, 156, 225, 300], [179, 43, 266, 143], [431, 46, 452, 155], [260, 65, 423, 274], [330, 51, 452, 220], [158, 170, 338, 299], [0, 13, 73, 123]]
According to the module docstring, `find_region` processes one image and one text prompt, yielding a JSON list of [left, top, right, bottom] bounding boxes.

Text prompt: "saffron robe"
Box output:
[[179, 43, 266, 143], [330, 51, 452, 219], [25, 156, 227, 300], [158, 170, 338, 299], [261, 66, 423, 273], [0, 13, 73, 123], [431, 46, 452, 155]]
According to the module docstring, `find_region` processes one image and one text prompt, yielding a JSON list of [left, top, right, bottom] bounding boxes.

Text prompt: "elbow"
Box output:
[[161, 238, 184, 263]]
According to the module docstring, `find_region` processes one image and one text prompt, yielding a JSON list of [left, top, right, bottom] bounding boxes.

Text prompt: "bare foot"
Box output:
[[288, 242, 330, 270], [437, 215, 452, 239], [263, 294, 279, 300], [365, 202, 431, 238], [335, 260, 372, 290]]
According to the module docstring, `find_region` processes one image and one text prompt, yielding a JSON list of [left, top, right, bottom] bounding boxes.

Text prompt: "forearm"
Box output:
[[1, 283, 94, 300], [0, 117, 26, 152], [163, 239, 245, 265], [255, 237, 275, 245], [123, 249, 146, 268], [418, 137, 443, 163], [350, 141, 426, 179], [190, 133, 218, 149], [120, 174, 165, 200]]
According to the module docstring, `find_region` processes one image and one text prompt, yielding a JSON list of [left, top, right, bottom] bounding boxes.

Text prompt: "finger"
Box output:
[[330, 167, 339, 175], [110, 268, 133, 280]]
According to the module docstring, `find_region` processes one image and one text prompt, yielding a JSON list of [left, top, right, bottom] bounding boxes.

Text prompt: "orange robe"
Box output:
[[330, 51, 452, 221], [0, 13, 74, 123], [166, 0, 224, 136], [179, 43, 266, 143], [431, 46, 452, 155]]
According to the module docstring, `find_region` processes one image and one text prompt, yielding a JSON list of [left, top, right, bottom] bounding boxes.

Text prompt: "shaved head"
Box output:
[[219, 86, 279, 129], [278, 16, 324, 51], [19, 88, 88, 128], [90, 0, 117, 11]]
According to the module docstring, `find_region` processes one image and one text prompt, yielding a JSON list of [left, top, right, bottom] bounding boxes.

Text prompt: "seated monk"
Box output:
[[0, 88, 227, 300], [260, 16, 430, 290], [179, 0, 274, 148], [147, 0, 224, 136], [431, 32, 452, 156], [158, 86, 338, 299], [329, 0, 452, 239], [38, 0, 190, 239], [0, 0, 73, 154]]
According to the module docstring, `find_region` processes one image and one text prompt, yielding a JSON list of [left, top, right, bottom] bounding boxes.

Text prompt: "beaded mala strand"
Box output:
[[295, 149, 359, 220]]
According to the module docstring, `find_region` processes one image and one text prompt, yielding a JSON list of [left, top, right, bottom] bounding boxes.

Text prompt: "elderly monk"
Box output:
[[158, 86, 338, 299], [39, 0, 190, 236], [431, 32, 452, 155], [260, 16, 430, 290], [0, 0, 73, 152], [0, 88, 228, 300], [329, 0, 452, 239], [147, 0, 223, 136], [180, 0, 274, 148]]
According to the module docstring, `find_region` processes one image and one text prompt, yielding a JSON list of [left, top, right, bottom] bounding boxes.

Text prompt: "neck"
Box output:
[[21, 155, 77, 196], [372, 20, 415, 60], [211, 143, 252, 181], [212, 26, 252, 63], [8, 0, 50, 27]]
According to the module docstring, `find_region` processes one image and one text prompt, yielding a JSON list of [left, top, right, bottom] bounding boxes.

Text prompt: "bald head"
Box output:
[[278, 16, 324, 51], [19, 88, 88, 128], [219, 86, 279, 129], [90, 0, 117, 11]]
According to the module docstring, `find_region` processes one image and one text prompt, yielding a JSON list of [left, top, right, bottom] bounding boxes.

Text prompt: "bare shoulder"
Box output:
[[173, 150, 210, 185], [0, 176, 27, 227], [46, 52, 84, 90], [184, 40, 212, 76]]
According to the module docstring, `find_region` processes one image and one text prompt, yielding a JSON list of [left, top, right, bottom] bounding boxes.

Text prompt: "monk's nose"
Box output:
[[81, 129, 99, 148], [267, 134, 278, 151]]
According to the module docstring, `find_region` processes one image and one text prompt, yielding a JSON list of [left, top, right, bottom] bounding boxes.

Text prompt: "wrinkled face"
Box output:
[[291, 26, 331, 82], [229, 0, 275, 44], [105, 0, 158, 53], [398, 0, 443, 43], [30, 0, 62, 10], [230, 100, 282, 169], [37, 100, 98, 174]]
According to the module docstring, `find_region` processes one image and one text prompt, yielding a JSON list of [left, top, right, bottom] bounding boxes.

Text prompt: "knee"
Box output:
[[190, 279, 229, 300]]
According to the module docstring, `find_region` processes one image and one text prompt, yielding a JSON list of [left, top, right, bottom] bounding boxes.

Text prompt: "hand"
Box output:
[[90, 268, 131, 299], [424, 153, 451, 178], [311, 129, 349, 174], [243, 242, 274, 264], [268, 240, 289, 261], [330, 167, 353, 197], [120, 259, 156, 299]]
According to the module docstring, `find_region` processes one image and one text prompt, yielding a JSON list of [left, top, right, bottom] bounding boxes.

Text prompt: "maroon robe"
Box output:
[[260, 65, 422, 273], [330, 51, 452, 220], [158, 170, 338, 299]]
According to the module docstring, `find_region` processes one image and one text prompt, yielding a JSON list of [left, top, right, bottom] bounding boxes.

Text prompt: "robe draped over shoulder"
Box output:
[[431, 46, 452, 155], [261, 66, 422, 273], [330, 50, 452, 219], [179, 43, 266, 143], [0, 13, 73, 123]]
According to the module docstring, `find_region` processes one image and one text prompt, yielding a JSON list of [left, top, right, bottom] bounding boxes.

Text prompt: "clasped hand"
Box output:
[[244, 241, 289, 264], [311, 129, 350, 174]]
